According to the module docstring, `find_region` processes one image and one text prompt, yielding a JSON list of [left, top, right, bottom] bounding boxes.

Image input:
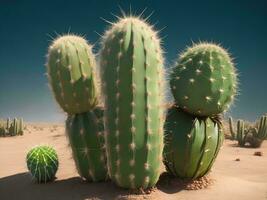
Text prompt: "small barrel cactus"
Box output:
[[170, 43, 238, 116], [46, 35, 99, 115], [163, 105, 224, 179], [66, 107, 108, 181], [100, 17, 165, 189], [26, 145, 59, 183]]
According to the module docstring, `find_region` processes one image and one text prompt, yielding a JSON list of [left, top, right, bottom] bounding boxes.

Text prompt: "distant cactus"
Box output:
[[100, 17, 165, 189], [66, 107, 108, 181], [228, 117, 236, 140], [246, 115, 267, 147], [26, 145, 58, 183], [46, 35, 99, 115], [229, 115, 267, 148], [236, 120, 247, 146], [163, 105, 224, 179], [0, 117, 23, 136], [170, 43, 238, 116]]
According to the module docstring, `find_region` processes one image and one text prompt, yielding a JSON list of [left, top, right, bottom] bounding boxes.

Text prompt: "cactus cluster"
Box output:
[[43, 13, 244, 189], [99, 17, 165, 189], [0, 118, 24, 136], [229, 115, 267, 148], [164, 42, 237, 180], [46, 35, 108, 182], [26, 145, 59, 183]]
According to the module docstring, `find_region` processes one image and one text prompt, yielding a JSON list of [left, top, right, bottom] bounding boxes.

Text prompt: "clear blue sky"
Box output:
[[0, 0, 266, 122]]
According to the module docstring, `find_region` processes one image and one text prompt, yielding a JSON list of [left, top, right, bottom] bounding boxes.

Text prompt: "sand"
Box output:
[[0, 123, 267, 200]]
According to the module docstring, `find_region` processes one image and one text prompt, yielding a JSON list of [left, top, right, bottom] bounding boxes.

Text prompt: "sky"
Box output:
[[0, 0, 266, 122]]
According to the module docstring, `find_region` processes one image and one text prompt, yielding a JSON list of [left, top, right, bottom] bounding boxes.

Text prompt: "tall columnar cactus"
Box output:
[[66, 107, 108, 181], [10, 118, 17, 136], [18, 118, 24, 135], [163, 105, 224, 179], [229, 117, 236, 140], [170, 43, 238, 116], [46, 35, 99, 115], [6, 118, 10, 130], [26, 145, 59, 183], [100, 17, 165, 189], [236, 120, 246, 146]]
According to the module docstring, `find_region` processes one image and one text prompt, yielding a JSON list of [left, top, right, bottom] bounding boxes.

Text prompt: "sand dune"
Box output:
[[0, 123, 266, 200]]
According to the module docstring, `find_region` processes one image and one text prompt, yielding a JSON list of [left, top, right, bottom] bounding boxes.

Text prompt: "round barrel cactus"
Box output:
[[170, 43, 238, 116], [163, 105, 224, 179], [26, 145, 59, 183], [100, 17, 165, 189], [66, 107, 108, 182], [46, 35, 99, 115]]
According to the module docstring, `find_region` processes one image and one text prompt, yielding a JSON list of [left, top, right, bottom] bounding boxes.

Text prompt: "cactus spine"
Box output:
[[46, 35, 99, 115], [170, 43, 238, 116], [66, 108, 108, 181], [46, 35, 107, 182], [163, 105, 224, 179], [100, 17, 165, 189], [26, 145, 59, 183]]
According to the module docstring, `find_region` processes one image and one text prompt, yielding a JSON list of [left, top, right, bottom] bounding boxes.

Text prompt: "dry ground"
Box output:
[[0, 123, 266, 200]]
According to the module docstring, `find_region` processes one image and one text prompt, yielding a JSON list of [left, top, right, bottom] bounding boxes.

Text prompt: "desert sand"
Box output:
[[0, 123, 266, 200]]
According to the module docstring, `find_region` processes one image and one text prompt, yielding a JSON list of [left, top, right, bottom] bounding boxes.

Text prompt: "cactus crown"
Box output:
[[170, 42, 238, 116], [47, 34, 99, 114]]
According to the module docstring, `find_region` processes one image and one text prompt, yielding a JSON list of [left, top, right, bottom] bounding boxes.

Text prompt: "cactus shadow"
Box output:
[[0, 172, 138, 200], [156, 172, 185, 194]]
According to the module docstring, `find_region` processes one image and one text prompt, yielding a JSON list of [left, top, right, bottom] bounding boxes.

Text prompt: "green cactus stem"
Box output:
[[163, 105, 224, 179], [100, 17, 165, 189], [26, 145, 59, 183], [46, 35, 99, 115], [229, 117, 236, 140], [170, 43, 238, 116], [66, 107, 108, 182], [236, 120, 247, 146]]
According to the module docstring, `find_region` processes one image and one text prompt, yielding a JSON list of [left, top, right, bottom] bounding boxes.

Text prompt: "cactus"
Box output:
[[256, 115, 267, 140], [100, 17, 165, 189], [10, 118, 17, 136], [26, 145, 59, 183], [229, 116, 267, 148], [8, 118, 23, 136], [236, 120, 247, 146], [245, 115, 267, 147], [6, 117, 10, 130], [46, 35, 99, 115], [228, 117, 236, 140], [18, 118, 24, 135], [170, 43, 238, 116], [0, 117, 23, 136], [66, 107, 108, 181], [163, 105, 224, 179]]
